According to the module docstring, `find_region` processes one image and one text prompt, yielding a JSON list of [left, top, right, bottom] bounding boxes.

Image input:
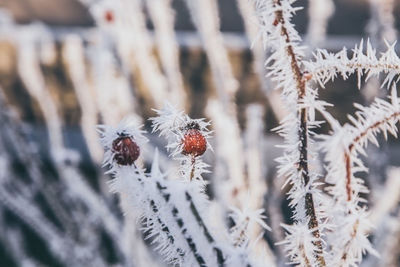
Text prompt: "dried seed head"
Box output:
[[112, 136, 140, 165], [181, 129, 207, 157]]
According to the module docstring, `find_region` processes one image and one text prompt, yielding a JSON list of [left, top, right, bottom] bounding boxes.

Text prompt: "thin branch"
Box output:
[[345, 111, 400, 201], [305, 40, 400, 88], [273, 1, 325, 265]]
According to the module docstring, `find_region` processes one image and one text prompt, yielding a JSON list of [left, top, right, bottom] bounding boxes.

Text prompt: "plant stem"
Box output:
[[345, 111, 400, 201], [273, 0, 326, 265], [190, 155, 196, 181]]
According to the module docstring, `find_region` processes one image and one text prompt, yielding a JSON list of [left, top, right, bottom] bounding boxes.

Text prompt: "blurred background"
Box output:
[[0, 0, 399, 266]]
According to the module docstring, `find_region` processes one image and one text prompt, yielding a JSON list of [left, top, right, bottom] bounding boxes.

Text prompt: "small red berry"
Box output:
[[112, 136, 140, 165], [104, 10, 114, 23], [181, 129, 207, 157]]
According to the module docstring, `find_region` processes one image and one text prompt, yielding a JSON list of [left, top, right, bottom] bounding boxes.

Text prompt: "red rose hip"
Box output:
[[112, 136, 140, 165], [104, 10, 114, 23], [181, 129, 207, 157]]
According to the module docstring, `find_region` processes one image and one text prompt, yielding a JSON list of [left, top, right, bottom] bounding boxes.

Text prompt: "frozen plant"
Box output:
[[252, 0, 400, 266], [98, 105, 269, 267]]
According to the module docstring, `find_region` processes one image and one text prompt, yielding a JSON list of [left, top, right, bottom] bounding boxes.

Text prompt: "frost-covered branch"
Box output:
[[62, 34, 103, 163], [305, 40, 400, 89], [145, 0, 187, 110], [322, 86, 400, 205], [320, 88, 400, 266], [253, 0, 327, 265]]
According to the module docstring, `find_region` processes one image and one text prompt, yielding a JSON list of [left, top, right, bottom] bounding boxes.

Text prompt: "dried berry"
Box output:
[[104, 10, 114, 23], [181, 129, 207, 157], [112, 136, 140, 165]]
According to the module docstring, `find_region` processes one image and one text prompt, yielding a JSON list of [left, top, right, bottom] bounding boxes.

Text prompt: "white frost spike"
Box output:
[[278, 223, 319, 267], [229, 203, 271, 248]]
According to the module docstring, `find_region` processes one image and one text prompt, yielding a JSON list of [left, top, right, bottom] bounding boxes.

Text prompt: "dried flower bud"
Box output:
[[181, 128, 207, 157], [112, 136, 140, 165]]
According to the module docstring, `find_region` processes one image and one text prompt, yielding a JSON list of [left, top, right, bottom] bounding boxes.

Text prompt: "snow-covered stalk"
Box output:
[[306, 0, 334, 46], [87, 0, 169, 108], [236, 0, 287, 122], [243, 105, 276, 264], [206, 100, 247, 207], [145, 0, 187, 110], [253, 0, 327, 265], [62, 34, 103, 164], [184, 0, 238, 104], [16, 29, 64, 160], [363, 0, 396, 100], [87, 38, 139, 127], [367, 0, 396, 45], [244, 105, 267, 216]]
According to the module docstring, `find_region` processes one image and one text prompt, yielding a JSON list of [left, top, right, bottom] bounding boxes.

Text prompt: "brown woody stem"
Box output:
[[345, 111, 400, 201], [273, 0, 326, 265]]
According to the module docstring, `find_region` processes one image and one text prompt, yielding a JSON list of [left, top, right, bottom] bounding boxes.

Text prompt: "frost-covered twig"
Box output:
[[145, 0, 187, 110], [184, 0, 238, 103], [206, 100, 247, 206], [305, 40, 400, 89], [16, 26, 64, 160], [253, 0, 327, 265], [236, 0, 287, 122], [320, 88, 400, 266], [62, 34, 103, 163], [322, 86, 400, 205]]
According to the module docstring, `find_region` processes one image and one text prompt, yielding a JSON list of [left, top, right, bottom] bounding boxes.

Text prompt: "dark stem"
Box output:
[[190, 155, 196, 181], [273, 0, 326, 265]]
